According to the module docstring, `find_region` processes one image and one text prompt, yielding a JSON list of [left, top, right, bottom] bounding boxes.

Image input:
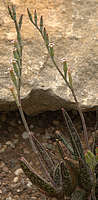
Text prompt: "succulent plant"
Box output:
[[8, 6, 98, 200], [19, 109, 98, 200]]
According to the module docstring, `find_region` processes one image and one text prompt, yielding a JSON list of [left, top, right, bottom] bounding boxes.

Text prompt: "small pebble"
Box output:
[[14, 168, 23, 176], [6, 141, 13, 146], [0, 145, 7, 153], [0, 190, 2, 194], [13, 177, 18, 183], [27, 181, 32, 188], [6, 197, 12, 200], [22, 131, 29, 139], [30, 124, 34, 129], [17, 189, 21, 193], [18, 120, 21, 124], [6, 140, 16, 148]]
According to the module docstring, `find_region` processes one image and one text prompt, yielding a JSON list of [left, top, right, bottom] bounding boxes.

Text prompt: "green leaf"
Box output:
[[63, 60, 68, 79], [85, 150, 96, 171], [13, 49, 20, 60], [49, 46, 54, 57], [34, 10, 37, 26], [27, 8, 34, 23], [17, 31, 22, 46], [19, 14, 23, 30], [68, 69, 72, 87], [8, 6, 14, 20], [43, 28, 49, 45], [40, 16, 43, 33], [12, 61, 20, 78], [12, 5, 16, 20], [19, 157, 57, 197]]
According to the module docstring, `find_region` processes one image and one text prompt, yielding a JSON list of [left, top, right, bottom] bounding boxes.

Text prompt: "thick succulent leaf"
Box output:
[[85, 150, 96, 171], [64, 157, 79, 176], [56, 139, 65, 160], [62, 109, 85, 162], [79, 160, 93, 192], [19, 157, 57, 197], [53, 163, 62, 188], [31, 134, 55, 179], [56, 132, 76, 159], [71, 188, 86, 200], [60, 161, 74, 196]]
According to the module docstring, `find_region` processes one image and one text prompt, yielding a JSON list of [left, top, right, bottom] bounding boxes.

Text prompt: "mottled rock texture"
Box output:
[[0, 0, 98, 115]]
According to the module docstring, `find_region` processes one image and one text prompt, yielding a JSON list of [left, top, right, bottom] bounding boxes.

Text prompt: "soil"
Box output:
[[0, 109, 97, 200]]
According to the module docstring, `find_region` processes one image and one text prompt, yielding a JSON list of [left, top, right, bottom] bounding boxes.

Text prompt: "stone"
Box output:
[[0, 0, 97, 115], [27, 181, 32, 188], [6, 141, 13, 146], [6, 197, 12, 200], [22, 131, 29, 139], [14, 168, 23, 176], [13, 177, 18, 183], [0, 190, 2, 194], [0, 145, 7, 153]]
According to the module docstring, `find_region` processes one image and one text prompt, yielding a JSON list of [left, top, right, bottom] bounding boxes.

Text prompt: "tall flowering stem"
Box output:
[[27, 8, 89, 150]]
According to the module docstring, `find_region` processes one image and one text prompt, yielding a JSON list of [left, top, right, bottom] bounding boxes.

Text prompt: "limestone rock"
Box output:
[[0, 0, 97, 115]]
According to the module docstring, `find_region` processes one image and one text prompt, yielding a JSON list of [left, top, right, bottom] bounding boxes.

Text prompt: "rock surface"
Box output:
[[0, 0, 98, 115]]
